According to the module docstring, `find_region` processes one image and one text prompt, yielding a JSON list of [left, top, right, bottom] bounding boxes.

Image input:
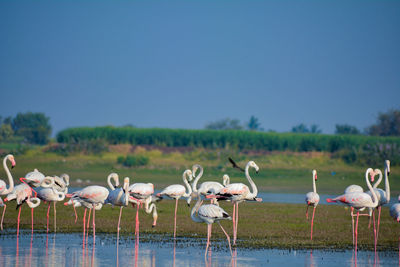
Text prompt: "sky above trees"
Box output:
[[0, 1, 399, 135]]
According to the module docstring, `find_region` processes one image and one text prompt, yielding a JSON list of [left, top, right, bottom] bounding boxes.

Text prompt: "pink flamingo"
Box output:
[[305, 170, 319, 240], [0, 154, 16, 230], [37, 184, 66, 233], [367, 160, 390, 243], [389, 195, 400, 258], [212, 160, 262, 245], [128, 180, 157, 235], [190, 164, 230, 206], [191, 192, 232, 258], [66, 185, 109, 239], [157, 169, 193, 238], [327, 168, 379, 252]]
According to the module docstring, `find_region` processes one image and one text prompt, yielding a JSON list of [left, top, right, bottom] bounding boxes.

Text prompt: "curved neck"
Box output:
[[245, 162, 258, 197], [27, 197, 41, 208], [190, 195, 203, 223], [2, 155, 14, 195], [52, 187, 65, 201], [107, 173, 119, 190], [366, 168, 378, 206], [223, 175, 230, 187], [191, 165, 203, 193], [182, 170, 192, 197], [372, 170, 383, 189], [384, 164, 390, 202], [312, 173, 317, 193]]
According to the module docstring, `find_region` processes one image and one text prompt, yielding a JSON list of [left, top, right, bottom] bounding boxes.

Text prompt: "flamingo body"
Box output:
[[128, 183, 154, 200]]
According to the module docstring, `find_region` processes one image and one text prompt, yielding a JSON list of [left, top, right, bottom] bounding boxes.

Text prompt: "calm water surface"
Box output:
[[0, 231, 397, 267]]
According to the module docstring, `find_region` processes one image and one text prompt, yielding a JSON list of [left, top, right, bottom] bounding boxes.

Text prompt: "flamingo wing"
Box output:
[[198, 204, 231, 223], [158, 184, 185, 198]]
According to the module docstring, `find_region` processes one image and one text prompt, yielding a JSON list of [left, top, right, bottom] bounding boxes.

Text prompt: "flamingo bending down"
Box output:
[[37, 185, 66, 233], [191, 192, 232, 258], [190, 164, 230, 206], [327, 168, 379, 252], [305, 170, 319, 240], [157, 169, 193, 238], [390, 196, 400, 258], [367, 160, 390, 243], [0, 154, 16, 230], [212, 160, 262, 245], [105, 176, 130, 239], [128, 181, 155, 236], [66, 185, 109, 239]]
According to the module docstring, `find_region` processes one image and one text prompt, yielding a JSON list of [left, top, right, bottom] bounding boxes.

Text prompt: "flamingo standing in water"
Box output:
[[157, 169, 193, 238], [327, 168, 379, 252], [190, 192, 232, 258], [367, 160, 390, 243], [66, 185, 109, 239], [37, 183, 66, 233], [0, 154, 16, 230], [389, 195, 400, 257], [212, 159, 262, 245], [305, 170, 319, 240], [190, 164, 230, 206]]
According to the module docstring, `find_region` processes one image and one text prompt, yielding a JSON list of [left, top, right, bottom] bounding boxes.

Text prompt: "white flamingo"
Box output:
[[0, 154, 16, 230], [305, 170, 319, 240], [190, 164, 230, 205], [157, 169, 193, 238], [37, 183, 66, 233], [327, 168, 379, 252], [191, 192, 232, 258], [212, 160, 262, 245], [390, 196, 400, 257]]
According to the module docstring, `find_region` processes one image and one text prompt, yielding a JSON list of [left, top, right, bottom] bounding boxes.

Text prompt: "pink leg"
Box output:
[[355, 211, 359, 253], [117, 206, 123, 241], [368, 209, 373, 229], [373, 209, 377, 252], [73, 205, 78, 223], [17, 206, 22, 237], [306, 205, 309, 220], [135, 204, 139, 237], [174, 198, 178, 238], [31, 208, 34, 234], [83, 208, 87, 246], [377, 206, 381, 242], [87, 208, 92, 239], [1, 204, 6, 231], [92, 204, 96, 239], [311, 206, 316, 241], [47, 203, 51, 233], [351, 207, 355, 245], [235, 203, 239, 245], [54, 202, 57, 233], [218, 222, 232, 256], [232, 204, 236, 244], [205, 224, 211, 259]]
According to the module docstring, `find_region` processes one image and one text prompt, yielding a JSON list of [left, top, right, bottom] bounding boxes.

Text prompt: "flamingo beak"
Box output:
[[371, 175, 375, 182]]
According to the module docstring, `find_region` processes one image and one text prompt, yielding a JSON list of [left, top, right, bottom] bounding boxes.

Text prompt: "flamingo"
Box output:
[[157, 169, 193, 238], [190, 192, 232, 258], [66, 185, 109, 239], [389, 195, 400, 257], [128, 180, 156, 236], [211, 160, 262, 245], [0, 154, 16, 230], [105, 176, 130, 240], [190, 164, 230, 206], [305, 170, 319, 240], [52, 173, 70, 194], [37, 183, 66, 233], [22, 169, 53, 188], [327, 168, 379, 252], [367, 160, 390, 242]]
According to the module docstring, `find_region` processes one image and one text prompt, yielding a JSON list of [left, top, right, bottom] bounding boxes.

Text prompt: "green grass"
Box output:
[[2, 201, 398, 251]]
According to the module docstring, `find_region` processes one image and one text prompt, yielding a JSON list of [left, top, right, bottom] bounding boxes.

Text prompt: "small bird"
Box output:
[[305, 170, 320, 240]]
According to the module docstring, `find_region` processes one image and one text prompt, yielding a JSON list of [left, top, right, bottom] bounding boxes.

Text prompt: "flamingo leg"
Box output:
[[1, 204, 6, 231], [351, 207, 355, 245], [368, 209, 373, 229], [218, 222, 232, 256], [232, 203, 236, 245], [205, 224, 211, 259], [92, 204, 96, 239], [54, 202, 57, 233], [355, 211, 359, 252], [117, 206, 123, 241], [377, 206, 381, 242], [311, 206, 316, 240], [17, 206, 22, 237], [373, 208, 377, 252], [73, 204, 78, 223], [83, 208, 87, 246], [31, 208, 34, 234], [135, 203, 139, 237], [87, 208, 92, 239], [235, 203, 239, 245], [306, 205, 309, 220], [174, 198, 178, 238], [47, 203, 51, 233]]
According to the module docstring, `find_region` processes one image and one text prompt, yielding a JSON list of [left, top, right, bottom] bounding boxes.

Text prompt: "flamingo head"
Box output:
[[312, 170, 317, 180], [249, 161, 259, 173], [385, 160, 391, 176], [7, 155, 16, 168]]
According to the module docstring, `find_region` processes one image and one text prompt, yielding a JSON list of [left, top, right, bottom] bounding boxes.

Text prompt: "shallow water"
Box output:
[[0, 231, 397, 267]]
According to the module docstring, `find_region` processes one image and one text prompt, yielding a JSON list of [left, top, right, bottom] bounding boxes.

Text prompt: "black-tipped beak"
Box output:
[[388, 172, 390, 176], [187, 203, 190, 207], [11, 165, 15, 169], [256, 170, 259, 174], [152, 225, 155, 228]]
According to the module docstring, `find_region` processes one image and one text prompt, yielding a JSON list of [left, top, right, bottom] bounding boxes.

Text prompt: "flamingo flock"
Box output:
[[0, 153, 398, 259]]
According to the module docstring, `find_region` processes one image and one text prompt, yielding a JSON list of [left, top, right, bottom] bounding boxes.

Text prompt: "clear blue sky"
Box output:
[[1, 0, 399, 135]]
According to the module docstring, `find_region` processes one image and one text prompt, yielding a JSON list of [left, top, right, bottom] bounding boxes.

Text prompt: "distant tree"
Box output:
[[0, 124, 14, 141], [12, 112, 52, 144], [205, 118, 243, 130], [310, 124, 322, 134], [291, 123, 309, 133], [335, 124, 360, 135], [3, 116, 12, 125], [367, 109, 400, 136], [247, 116, 262, 131]]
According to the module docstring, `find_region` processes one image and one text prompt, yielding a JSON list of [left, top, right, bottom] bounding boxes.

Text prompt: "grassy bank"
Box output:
[[1, 200, 398, 251]]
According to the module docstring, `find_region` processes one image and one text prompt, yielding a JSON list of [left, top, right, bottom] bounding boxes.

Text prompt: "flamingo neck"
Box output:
[[366, 168, 378, 206], [385, 163, 390, 202], [190, 195, 203, 223], [2, 155, 14, 195], [372, 169, 383, 189], [245, 162, 258, 198], [107, 174, 119, 190], [312, 174, 317, 194], [191, 165, 203, 193], [223, 175, 230, 187], [27, 197, 41, 208], [182, 170, 192, 198]]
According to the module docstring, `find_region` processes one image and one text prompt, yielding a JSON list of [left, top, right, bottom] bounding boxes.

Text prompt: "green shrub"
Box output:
[[117, 155, 149, 167]]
